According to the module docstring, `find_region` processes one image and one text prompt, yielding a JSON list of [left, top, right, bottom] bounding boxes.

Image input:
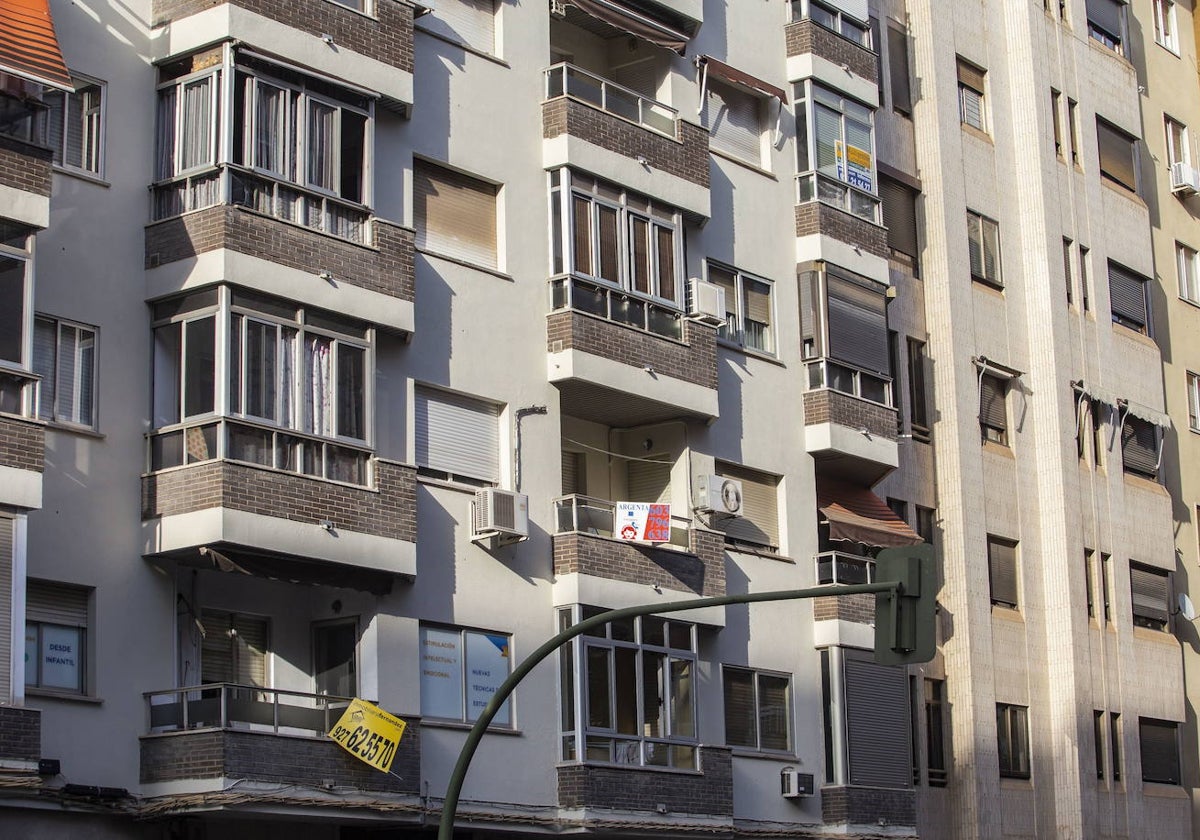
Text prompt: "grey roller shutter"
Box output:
[[988, 537, 1019, 607], [707, 80, 762, 165], [0, 518, 11, 701], [415, 385, 500, 483], [201, 609, 269, 687], [1086, 0, 1125, 37], [880, 177, 918, 259], [1097, 120, 1137, 191], [844, 656, 912, 788], [1130, 563, 1170, 625], [887, 25, 912, 113], [799, 270, 819, 352], [27, 580, 88, 627], [715, 462, 779, 548], [1139, 719, 1181, 784], [826, 272, 889, 374], [562, 450, 586, 495], [979, 374, 1008, 432], [413, 159, 498, 269], [1121, 416, 1158, 476], [420, 0, 496, 53], [627, 457, 671, 504], [1108, 261, 1148, 330]]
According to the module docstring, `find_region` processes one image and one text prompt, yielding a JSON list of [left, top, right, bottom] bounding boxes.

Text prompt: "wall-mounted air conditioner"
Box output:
[[780, 767, 815, 798], [473, 488, 529, 542], [694, 474, 743, 517], [688, 278, 726, 326], [1171, 162, 1200, 196]]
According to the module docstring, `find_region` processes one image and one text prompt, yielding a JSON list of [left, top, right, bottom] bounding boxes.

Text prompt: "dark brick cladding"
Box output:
[[0, 135, 52, 198], [813, 592, 875, 624], [547, 311, 718, 390], [557, 747, 733, 815], [821, 785, 916, 827], [142, 459, 417, 544], [145, 206, 415, 303], [0, 415, 45, 473], [553, 527, 725, 598], [140, 723, 419, 794], [795, 202, 889, 259], [542, 98, 710, 189], [803, 389, 897, 441], [152, 0, 414, 74], [0, 707, 41, 762], [785, 19, 878, 81]]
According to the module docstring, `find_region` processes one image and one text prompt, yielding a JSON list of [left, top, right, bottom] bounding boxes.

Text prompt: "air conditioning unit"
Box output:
[[473, 488, 529, 541], [694, 474, 743, 517], [1171, 162, 1200, 196], [780, 768, 815, 798], [688, 278, 726, 326]]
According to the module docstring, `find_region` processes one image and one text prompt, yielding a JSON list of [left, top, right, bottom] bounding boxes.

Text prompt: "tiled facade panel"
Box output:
[[822, 785, 916, 826], [144, 207, 416, 303], [0, 136, 52, 197], [552, 527, 726, 597], [557, 746, 733, 815], [795, 203, 889, 258], [139, 725, 420, 794], [0, 707, 40, 762], [151, 0, 415, 73], [0, 416, 45, 473], [803, 390, 898, 440], [141, 459, 418, 544], [785, 20, 877, 82], [547, 311, 719, 390], [542, 98, 711, 189], [813, 592, 874, 623]]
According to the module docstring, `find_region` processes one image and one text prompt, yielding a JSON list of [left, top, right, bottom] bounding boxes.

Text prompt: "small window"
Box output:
[[1177, 242, 1199, 304], [413, 159, 499, 269], [707, 262, 775, 354], [915, 505, 935, 544], [1051, 90, 1064, 158], [1153, 0, 1179, 53], [414, 385, 500, 485], [1108, 261, 1150, 334], [1067, 98, 1082, 167], [1129, 562, 1170, 631], [966, 210, 1002, 287], [705, 79, 766, 167], [888, 25, 913, 115], [1110, 712, 1123, 780], [44, 74, 105, 176], [880, 175, 920, 267], [714, 461, 780, 551], [1139, 718, 1181, 784], [1187, 372, 1200, 432], [1121, 416, 1160, 479], [988, 535, 1019, 609], [25, 579, 90, 695], [722, 667, 792, 752], [1094, 710, 1106, 779], [1101, 553, 1112, 623], [956, 58, 986, 133], [418, 0, 497, 54], [925, 679, 947, 786], [1063, 238, 1074, 305], [1086, 0, 1126, 54], [1085, 549, 1096, 618], [33, 316, 97, 428], [1097, 118, 1139, 193], [0, 226, 34, 373], [996, 703, 1031, 779], [1165, 116, 1189, 169], [979, 373, 1009, 445], [908, 337, 930, 441], [1080, 245, 1092, 311], [419, 624, 513, 726]]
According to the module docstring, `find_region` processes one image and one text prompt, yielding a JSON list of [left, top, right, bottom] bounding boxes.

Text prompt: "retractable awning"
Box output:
[[563, 0, 690, 55], [697, 55, 787, 105], [816, 477, 923, 548], [0, 0, 72, 91], [188, 545, 396, 596]]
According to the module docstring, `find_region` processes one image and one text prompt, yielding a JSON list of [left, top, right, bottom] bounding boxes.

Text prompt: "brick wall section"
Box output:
[[795, 202, 889, 259], [821, 785, 916, 827], [140, 724, 419, 794], [543, 98, 710, 189], [142, 459, 417, 544], [0, 707, 41, 761], [0, 415, 45, 473], [785, 19, 877, 81], [145, 207, 415, 303], [547, 311, 718, 390], [0, 136, 52, 198], [813, 592, 875, 623], [803, 390, 898, 440], [557, 747, 732, 815], [152, 0, 414, 73], [552, 527, 725, 598]]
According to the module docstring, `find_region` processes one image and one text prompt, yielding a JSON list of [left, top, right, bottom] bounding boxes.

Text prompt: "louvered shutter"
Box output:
[[707, 81, 762, 165], [562, 451, 586, 495], [413, 160, 498, 268], [715, 463, 779, 548], [1121, 416, 1159, 476], [234, 614, 269, 687], [800, 270, 819, 352], [722, 668, 756, 748], [967, 213, 984, 278], [27, 580, 88, 627], [200, 610, 234, 683], [826, 273, 889, 374], [1139, 719, 1181, 783], [1097, 120, 1137, 190], [979, 374, 1008, 433], [844, 657, 911, 788], [1130, 564, 1170, 625], [201, 609, 268, 687], [880, 177, 918, 258], [421, 0, 496, 52], [612, 58, 658, 98], [1086, 0, 1125, 37], [415, 386, 500, 483], [0, 518, 11, 701], [988, 537, 1019, 607], [814, 103, 841, 175], [887, 25, 912, 112], [956, 59, 985, 94], [1108, 262, 1148, 330], [626, 457, 671, 504]]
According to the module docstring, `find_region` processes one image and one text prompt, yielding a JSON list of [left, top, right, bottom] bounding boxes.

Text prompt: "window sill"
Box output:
[[414, 24, 509, 68], [1153, 41, 1182, 59], [728, 747, 798, 761], [1176, 295, 1200, 311], [51, 165, 109, 187], [1087, 38, 1134, 69], [1109, 321, 1157, 347], [417, 247, 511, 281], [416, 472, 492, 494], [320, 0, 379, 22], [971, 277, 1005, 295], [1121, 472, 1167, 494], [991, 604, 1023, 622], [559, 759, 703, 776], [724, 543, 792, 563], [420, 718, 521, 736], [1099, 177, 1145, 206], [44, 421, 104, 440], [1132, 625, 1179, 645], [981, 439, 1014, 459], [961, 123, 993, 145], [26, 688, 103, 705], [144, 456, 378, 493], [999, 775, 1033, 790], [716, 340, 783, 366], [709, 147, 776, 179], [1143, 781, 1187, 798]]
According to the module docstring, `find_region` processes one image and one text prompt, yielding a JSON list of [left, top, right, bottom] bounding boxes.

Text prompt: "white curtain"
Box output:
[[180, 76, 213, 172], [306, 336, 332, 436], [155, 87, 177, 180], [255, 81, 288, 177], [307, 100, 336, 192]]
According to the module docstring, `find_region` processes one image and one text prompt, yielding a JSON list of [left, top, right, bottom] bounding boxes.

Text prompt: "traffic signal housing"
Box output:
[[874, 543, 938, 666]]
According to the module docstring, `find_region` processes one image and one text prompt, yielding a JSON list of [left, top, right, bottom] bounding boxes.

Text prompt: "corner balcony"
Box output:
[[558, 746, 733, 819], [803, 361, 898, 484], [0, 135, 53, 229], [785, 18, 877, 90], [150, 0, 413, 110], [795, 173, 889, 268], [141, 419, 417, 594], [0, 372, 44, 509], [144, 165, 415, 334], [543, 64, 710, 220], [0, 706, 41, 773], [813, 551, 876, 625], [141, 684, 419, 796]]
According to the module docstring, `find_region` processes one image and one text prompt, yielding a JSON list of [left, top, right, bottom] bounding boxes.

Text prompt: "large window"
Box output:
[[996, 703, 1030, 779], [988, 535, 1019, 609], [956, 58, 986, 133], [723, 667, 791, 752], [821, 649, 912, 788], [966, 210, 1002, 287], [33, 316, 97, 428], [1097, 118, 1138, 194], [1153, 0, 1178, 53], [419, 624, 513, 726], [1108, 261, 1150, 334], [0, 224, 35, 416], [1121, 416, 1160, 479], [1086, 0, 1126, 54], [44, 74, 105, 176], [558, 606, 697, 769], [794, 82, 879, 221], [800, 265, 892, 405], [1140, 718, 1181, 784], [1129, 562, 1170, 631], [414, 385, 500, 486], [707, 262, 774, 354], [414, 158, 499, 269], [25, 580, 90, 695]]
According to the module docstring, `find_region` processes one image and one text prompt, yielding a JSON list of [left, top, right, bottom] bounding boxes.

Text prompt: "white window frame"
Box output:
[[706, 261, 776, 355], [155, 65, 221, 181], [418, 624, 513, 726], [1176, 241, 1200, 304], [966, 210, 1003, 287], [790, 0, 871, 46], [795, 82, 878, 195], [25, 580, 90, 697], [0, 226, 35, 386], [1188, 371, 1200, 433], [45, 73, 106, 177], [1165, 115, 1189, 170], [721, 665, 793, 754], [33, 315, 98, 429], [1153, 0, 1179, 53], [956, 60, 987, 133]]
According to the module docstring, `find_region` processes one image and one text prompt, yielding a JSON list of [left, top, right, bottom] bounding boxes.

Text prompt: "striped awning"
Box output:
[[817, 477, 923, 548], [0, 0, 72, 91]]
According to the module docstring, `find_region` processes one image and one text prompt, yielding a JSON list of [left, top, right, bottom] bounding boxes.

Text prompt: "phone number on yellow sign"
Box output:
[[329, 723, 399, 770]]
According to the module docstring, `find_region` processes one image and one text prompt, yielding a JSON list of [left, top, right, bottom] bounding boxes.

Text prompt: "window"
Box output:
[[1188, 372, 1200, 432], [1177, 242, 1199, 303], [1051, 90, 1064, 158], [33, 316, 97, 428], [314, 619, 358, 697], [887, 498, 909, 524], [713, 461, 780, 551], [1067, 98, 1081, 166], [794, 83, 879, 221], [414, 385, 500, 485], [956, 58, 986, 133], [1139, 718, 1181, 784], [1129, 562, 1170, 631], [1097, 118, 1138, 193], [25, 580, 89, 695], [1076, 396, 1104, 468], [705, 79, 766, 166], [0, 72, 49, 145], [925, 679, 947, 786], [880, 175, 920, 269], [996, 703, 1031, 779], [1121, 416, 1160, 478], [1165, 116, 1188, 169], [417, 0, 496, 55], [0, 224, 36, 416], [1086, 0, 1126, 53], [823, 650, 913, 788], [414, 159, 498, 269], [887, 24, 913, 115], [915, 506, 935, 544], [1110, 712, 1122, 780], [419, 624, 512, 726], [1108, 261, 1150, 334], [1063, 238, 1074, 305], [723, 667, 792, 752], [979, 373, 1009, 445], [1085, 549, 1096, 618], [966, 210, 1002, 287], [44, 74, 105, 176], [200, 609, 269, 691], [800, 266, 892, 405], [1094, 710, 1106, 779], [1080, 245, 1091, 311], [558, 607, 697, 768], [793, 0, 870, 45], [707, 262, 774, 354], [988, 535, 1019, 608], [155, 52, 222, 181], [1153, 0, 1178, 52], [1101, 553, 1112, 623], [908, 337, 930, 441]]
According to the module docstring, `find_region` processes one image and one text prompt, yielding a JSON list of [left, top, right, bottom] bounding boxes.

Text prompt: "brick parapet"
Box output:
[[813, 592, 875, 624], [553, 528, 725, 597], [557, 746, 733, 815], [0, 135, 52, 198], [0, 707, 41, 761], [152, 0, 414, 73], [785, 19, 877, 82], [542, 97, 710, 189], [795, 202, 889, 259], [0, 414, 45, 473], [803, 390, 898, 441], [821, 785, 916, 827]]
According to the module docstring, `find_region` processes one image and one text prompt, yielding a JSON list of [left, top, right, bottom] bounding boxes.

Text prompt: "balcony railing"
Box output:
[[149, 163, 372, 244], [805, 358, 893, 407], [789, 0, 871, 46], [554, 493, 691, 549], [147, 417, 373, 487], [0, 368, 40, 419], [145, 683, 353, 736], [550, 274, 684, 341], [545, 62, 677, 138], [796, 171, 882, 224], [815, 550, 875, 585]]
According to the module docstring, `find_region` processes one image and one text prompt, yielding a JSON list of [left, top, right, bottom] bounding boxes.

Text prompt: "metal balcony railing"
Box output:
[[815, 550, 875, 585], [554, 493, 691, 549], [550, 274, 684, 341], [544, 62, 677, 138], [145, 683, 354, 736], [796, 171, 882, 224], [804, 358, 893, 408]]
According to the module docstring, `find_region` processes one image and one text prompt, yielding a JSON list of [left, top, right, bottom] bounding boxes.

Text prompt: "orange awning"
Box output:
[[0, 0, 72, 91], [816, 477, 923, 548]]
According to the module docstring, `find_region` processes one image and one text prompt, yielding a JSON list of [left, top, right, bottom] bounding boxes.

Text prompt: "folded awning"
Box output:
[[816, 477, 923, 548], [1072, 379, 1120, 408], [698, 55, 787, 105], [186, 545, 396, 596], [0, 0, 72, 91], [563, 0, 690, 55], [1121, 399, 1171, 429]]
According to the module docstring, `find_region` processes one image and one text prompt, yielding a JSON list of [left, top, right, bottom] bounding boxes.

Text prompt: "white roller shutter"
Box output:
[[413, 159, 498, 269], [714, 462, 779, 549], [26, 579, 88, 627], [420, 0, 496, 53], [706, 80, 763, 165], [415, 385, 500, 483], [626, 457, 671, 504]]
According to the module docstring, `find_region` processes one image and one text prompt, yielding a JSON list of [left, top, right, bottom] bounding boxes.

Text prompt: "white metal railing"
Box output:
[[815, 550, 875, 585], [790, 0, 871, 47], [796, 171, 882, 224], [554, 493, 691, 549], [544, 62, 677, 138], [804, 358, 893, 408], [550, 274, 684, 341], [145, 683, 354, 735]]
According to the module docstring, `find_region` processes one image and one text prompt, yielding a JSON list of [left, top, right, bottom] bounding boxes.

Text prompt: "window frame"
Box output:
[[1187, 371, 1200, 433], [924, 678, 948, 786], [33, 314, 99, 430], [979, 372, 1009, 446], [1096, 117, 1140, 194], [1120, 415, 1161, 479], [155, 63, 222, 181], [713, 460, 781, 552], [704, 77, 768, 168], [987, 534, 1020, 609], [1086, 0, 1127, 54], [966, 209, 1003, 288], [1129, 561, 1171, 631], [1107, 260, 1151, 335], [419, 623, 514, 727], [706, 261, 776, 355], [791, 0, 871, 46], [794, 81, 880, 221], [907, 337, 930, 441], [956, 58, 987, 133], [312, 616, 359, 698], [415, 0, 498, 56], [1165, 115, 1189, 170], [1051, 89, 1064, 159], [24, 579, 91, 697], [44, 73, 106, 177], [1176, 241, 1199, 304], [996, 703, 1031, 779], [414, 384, 502, 486], [0, 226, 37, 417], [1153, 0, 1179, 54], [1139, 718, 1181, 785], [721, 665, 794, 754]]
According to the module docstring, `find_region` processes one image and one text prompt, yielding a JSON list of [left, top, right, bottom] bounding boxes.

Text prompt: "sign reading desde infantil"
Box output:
[[419, 627, 512, 726], [615, 502, 672, 543], [328, 698, 407, 774]]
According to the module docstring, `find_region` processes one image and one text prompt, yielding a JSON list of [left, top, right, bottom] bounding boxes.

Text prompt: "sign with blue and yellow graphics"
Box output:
[[328, 698, 407, 774]]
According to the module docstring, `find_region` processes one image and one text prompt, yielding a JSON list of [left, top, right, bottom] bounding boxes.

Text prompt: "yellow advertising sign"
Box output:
[[328, 698, 407, 774]]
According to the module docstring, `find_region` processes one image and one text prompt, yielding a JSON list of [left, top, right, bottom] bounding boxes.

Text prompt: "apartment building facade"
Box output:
[[0, 0, 1190, 839]]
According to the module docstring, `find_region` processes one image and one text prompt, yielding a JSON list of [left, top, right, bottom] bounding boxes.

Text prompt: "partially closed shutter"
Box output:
[[1140, 719, 1181, 783], [844, 656, 911, 788], [413, 160, 498, 268], [27, 579, 88, 627], [201, 609, 269, 687], [0, 518, 11, 701], [979, 374, 1008, 433], [887, 25, 912, 113], [1108, 262, 1148, 330], [1130, 563, 1170, 624], [234, 614, 269, 687], [956, 59, 985, 94], [988, 537, 1019, 607], [420, 0, 495, 52], [707, 81, 762, 165], [715, 463, 779, 548], [415, 385, 500, 483], [880, 177, 918, 259], [626, 457, 671, 503], [1098, 120, 1137, 190], [1121, 416, 1158, 476], [1086, 0, 1125, 36], [826, 272, 889, 374]]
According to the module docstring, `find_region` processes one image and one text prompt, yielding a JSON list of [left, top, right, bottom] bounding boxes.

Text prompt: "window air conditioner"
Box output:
[[694, 474, 743, 517], [688, 278, 727, 326], [473, 488, 529, 541], [1171, 162, 1200, 196], [780, 768, 815, 798]]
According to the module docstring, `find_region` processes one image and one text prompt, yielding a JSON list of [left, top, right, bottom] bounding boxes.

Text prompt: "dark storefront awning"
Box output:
[[817, 477, 923, 548], [0, 0, 72, 90]]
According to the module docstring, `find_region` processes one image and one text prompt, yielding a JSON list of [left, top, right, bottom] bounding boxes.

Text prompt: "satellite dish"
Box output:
[[1178, 593, 1196, 622]]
